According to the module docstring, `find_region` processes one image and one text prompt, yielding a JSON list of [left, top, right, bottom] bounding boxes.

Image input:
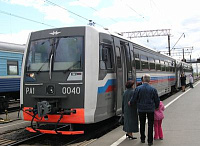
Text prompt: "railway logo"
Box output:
[[49, 31, 61, 35]]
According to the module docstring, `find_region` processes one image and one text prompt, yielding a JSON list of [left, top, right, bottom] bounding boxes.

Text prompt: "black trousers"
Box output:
[[139, 112, 154, 143]]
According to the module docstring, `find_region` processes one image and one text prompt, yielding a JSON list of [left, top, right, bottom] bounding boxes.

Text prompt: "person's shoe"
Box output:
[[126, 134, 137, 140], [154, 138, 159, 140], [141, 140, 145, 143], [148, 142, 153, 145], [160, 138, 163, 140]]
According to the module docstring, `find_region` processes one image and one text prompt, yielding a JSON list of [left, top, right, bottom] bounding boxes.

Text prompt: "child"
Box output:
[[154, 101, 165, 140]]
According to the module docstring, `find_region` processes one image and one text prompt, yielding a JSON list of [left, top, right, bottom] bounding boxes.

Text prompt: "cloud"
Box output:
[[0, 30, 31, 44], [39, 5, 74, 24], [7, 0, 74, 24]]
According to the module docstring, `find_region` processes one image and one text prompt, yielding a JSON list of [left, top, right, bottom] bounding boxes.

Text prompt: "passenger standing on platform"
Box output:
[[180, 72, 186, 92], [129, 74, 160, 146], [189, 74, 194, 88], [154, 101, 165, 140], [122, 80, 139, 140]]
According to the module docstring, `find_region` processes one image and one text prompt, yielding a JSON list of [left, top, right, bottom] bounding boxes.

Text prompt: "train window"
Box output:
[[149, 57, 155, 70], [155, 59, 161, 71], [141, 55, 148, 70], [172, 67, 175, 72], [7, 60, 19, 75], [166, 62, 170, 71], [125, 44, 132, 70], [99, 45, 114, 70], [161, 61, 165, 71], [170, 61, 175, 72], [26, 37, 83, 71], [115, 46, 122, 68], [134, 54, 140, 70], [130, 49, 135, 69]]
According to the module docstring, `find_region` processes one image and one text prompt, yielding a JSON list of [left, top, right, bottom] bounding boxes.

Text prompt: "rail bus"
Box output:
[[20, 26, 192, 135], [0, 42, 24, 111]]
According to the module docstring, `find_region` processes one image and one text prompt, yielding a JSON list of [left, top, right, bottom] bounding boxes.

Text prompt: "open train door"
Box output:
[[113, 37, 133, 115], [113, 37, 124, 115]]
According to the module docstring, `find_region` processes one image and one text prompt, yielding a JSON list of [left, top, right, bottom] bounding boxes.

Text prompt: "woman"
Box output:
[[122, 80, 139, 139], [180, 72, 186, 92]]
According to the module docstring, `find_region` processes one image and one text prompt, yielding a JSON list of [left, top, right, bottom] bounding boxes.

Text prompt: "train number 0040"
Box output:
[[62, 87, 81, 95]]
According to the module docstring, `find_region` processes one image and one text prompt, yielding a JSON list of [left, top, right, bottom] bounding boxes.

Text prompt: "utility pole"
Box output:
[[168, 35, 171, 56], [121, 29, 171, 55], [182, 48, 184, 61]]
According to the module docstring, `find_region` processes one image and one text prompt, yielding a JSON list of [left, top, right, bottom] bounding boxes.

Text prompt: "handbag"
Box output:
[[118, 115, 124, 125]]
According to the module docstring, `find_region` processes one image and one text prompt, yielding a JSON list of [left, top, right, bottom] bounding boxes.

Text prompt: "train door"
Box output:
[[113, 37, 131, 114], [129, 43, 136, 84], [176, 61, 182, 88], [113, 37, 123, 114], [120, 42, 128, 83]]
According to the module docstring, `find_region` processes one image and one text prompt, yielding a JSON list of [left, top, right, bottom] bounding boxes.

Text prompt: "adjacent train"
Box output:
[[20, 26, 193, 135], [0, 42, 25, 111]]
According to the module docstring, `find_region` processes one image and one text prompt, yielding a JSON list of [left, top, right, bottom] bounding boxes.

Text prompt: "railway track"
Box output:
[[0, 134, 42, 146], [0, 117, 119, 146], [0, 138, 16, 146]]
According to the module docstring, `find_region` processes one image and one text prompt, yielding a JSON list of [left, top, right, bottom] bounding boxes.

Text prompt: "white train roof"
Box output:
[[0, 41, 25, 53]]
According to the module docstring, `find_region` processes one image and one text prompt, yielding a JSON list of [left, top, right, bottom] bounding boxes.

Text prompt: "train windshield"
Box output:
[[26, 37, 83, 72]]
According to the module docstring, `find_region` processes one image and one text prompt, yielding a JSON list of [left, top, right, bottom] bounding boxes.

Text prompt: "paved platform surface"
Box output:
[[88, 81, 200, 146]]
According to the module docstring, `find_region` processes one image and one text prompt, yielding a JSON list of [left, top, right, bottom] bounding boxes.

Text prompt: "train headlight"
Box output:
[[29, 73, 35, 78], [46, 85, 55, 95], [25, 73, 35, 81]]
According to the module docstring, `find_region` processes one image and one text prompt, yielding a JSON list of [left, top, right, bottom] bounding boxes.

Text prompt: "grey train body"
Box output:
[[21, 26, 193, 126]]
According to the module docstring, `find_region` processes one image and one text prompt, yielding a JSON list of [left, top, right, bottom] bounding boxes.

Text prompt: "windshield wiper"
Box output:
[[63, 61, 81, 73], [36, 58, 49, 74]]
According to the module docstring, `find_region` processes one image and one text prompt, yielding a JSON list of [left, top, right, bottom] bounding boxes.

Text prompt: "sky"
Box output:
[[0, 0, 200, 62]]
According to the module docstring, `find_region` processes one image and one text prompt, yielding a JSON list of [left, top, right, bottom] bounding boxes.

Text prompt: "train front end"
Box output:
[[20, 26, 99, 135]]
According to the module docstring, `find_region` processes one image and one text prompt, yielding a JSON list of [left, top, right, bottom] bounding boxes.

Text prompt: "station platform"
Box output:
[[88, 80, 200, 146]]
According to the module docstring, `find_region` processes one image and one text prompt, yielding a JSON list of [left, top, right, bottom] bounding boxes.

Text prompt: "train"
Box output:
[[0, 42, 25, 111], [20, 26, 193, 135]]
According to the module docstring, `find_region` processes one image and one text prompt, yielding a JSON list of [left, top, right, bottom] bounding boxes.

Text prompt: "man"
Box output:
[[129, 74, 160, 146]]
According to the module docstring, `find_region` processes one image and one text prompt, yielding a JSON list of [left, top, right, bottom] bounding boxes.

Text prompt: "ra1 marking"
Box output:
[[62, 87, 80, 95], [25, 87, 35, 94]]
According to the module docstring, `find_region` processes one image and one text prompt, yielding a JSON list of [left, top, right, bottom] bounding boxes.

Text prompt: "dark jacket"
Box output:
[[180, 75, 186, 86], [130, 83, 160, 112]]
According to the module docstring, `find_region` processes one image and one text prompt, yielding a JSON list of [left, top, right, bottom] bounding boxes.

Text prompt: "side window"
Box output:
[[99, 45, 114, 70], [171, 61, 175, 72], [141, 55, 148, 70], [161, 61, 165, 71], [166, 62, 170, 71], [7, 60, 19, 75], [125, 44, 132, 71], [149, 57, 155, 70], [134, 54, 140, 70], [156, 59, 161, 71]]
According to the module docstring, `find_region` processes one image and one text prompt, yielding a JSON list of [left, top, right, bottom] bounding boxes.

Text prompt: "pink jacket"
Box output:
[[154, 101, 165, 120]]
